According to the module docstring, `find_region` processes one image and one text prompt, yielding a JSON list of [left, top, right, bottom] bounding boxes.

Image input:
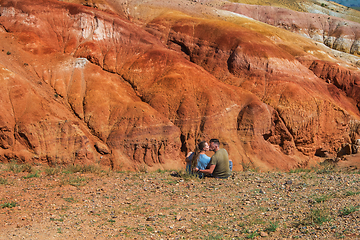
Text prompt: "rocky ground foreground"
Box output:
[[0, 162, 359, 240]]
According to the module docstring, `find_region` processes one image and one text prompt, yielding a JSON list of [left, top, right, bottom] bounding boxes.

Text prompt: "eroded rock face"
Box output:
[[221, 2, 360, 56], [0, 60, 99, 166], [145, 12, 360, 159], [0, 0, 359, 171], [0, 0, 184, 170], [298, 58, 360, 106]]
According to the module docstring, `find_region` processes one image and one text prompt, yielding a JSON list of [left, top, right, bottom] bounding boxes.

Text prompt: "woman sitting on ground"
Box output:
[[186, 141, 211, 178]]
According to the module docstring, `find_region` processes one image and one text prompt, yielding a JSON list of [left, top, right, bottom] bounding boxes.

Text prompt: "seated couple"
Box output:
[[186, 139, 233, 179]]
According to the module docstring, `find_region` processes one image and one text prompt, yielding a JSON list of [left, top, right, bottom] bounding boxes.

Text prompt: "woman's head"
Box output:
[[191, 141, 209, 170], [198, 141, 209, 152]]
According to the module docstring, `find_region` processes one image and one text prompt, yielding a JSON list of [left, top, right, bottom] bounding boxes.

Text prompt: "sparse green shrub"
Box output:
[[313, 194, 334, 203], [44, 166, 61, 176], [241, 161, 257, 172], [339, 206, 359, 216], [345, 191, 360, 196], [1, 201, 17, 208], [63, 197, 77, 203], [7, 161, 19, 173], [146, 226, 154, 232], [156, 169, 166, 174], [81, 165, 100, 173], [245, 230, 260, 239], [68, 176, 87, 187], [316, 163, 336, 174], [289, 168, 311, 173], [305, 207, 332, 225], [23, 171, 40, 179], [205, 234, 224, 240], [63, 164, 83, 174], [50, 218, 64, 222], [7, 161, 33, 173], [0, 177, 8, 185], [63, 164, 100, 174], [265, 221, 279, 233], [138, 164, 148, 173], [178, 170, 201, 181], [61, 176, 89, 187], [166, 180, 178, 185], [22, 164, 33, 173]]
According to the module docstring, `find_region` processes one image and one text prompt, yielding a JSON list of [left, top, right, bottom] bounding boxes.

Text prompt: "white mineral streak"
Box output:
[[74, 58, 88, 68], [79, 13, 97, 39], [0, 7, 16, 17]]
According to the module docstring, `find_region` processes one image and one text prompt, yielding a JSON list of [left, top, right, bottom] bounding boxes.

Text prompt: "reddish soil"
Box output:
[[0, 163, 360, 239]]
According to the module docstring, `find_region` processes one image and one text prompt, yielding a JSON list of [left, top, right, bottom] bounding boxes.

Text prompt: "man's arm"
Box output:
[[196, 164, 215, 174]]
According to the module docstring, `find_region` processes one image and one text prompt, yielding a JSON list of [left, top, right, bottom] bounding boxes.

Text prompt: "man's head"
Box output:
[[209, 139, 220, 152]]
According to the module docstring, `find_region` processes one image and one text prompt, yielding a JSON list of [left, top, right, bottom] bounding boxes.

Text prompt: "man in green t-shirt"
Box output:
[[195, 139, 231, 179]]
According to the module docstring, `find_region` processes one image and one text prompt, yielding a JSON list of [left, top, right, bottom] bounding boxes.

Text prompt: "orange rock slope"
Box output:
[[0, 0, 359, 171], [221, 2, 360, 57]]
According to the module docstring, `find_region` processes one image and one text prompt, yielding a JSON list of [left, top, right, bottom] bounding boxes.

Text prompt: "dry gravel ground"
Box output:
[[0, 163, 359, 240]]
